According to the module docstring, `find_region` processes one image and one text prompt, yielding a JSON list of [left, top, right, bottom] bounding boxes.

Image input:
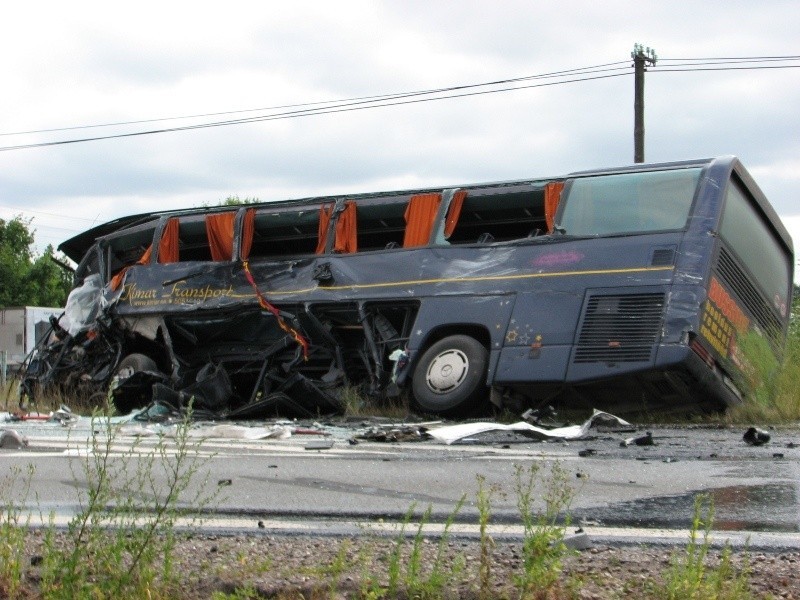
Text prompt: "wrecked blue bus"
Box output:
[[20, 156, 793, 417]]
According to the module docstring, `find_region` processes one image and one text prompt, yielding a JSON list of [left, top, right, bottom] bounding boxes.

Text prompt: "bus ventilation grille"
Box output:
[[574, 293, 665, 363], [650, 247, 675, 266], [716, 247, 782, 341]]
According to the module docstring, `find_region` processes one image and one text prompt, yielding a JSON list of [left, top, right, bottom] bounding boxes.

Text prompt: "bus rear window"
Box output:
[[558, 168, 701, 236]]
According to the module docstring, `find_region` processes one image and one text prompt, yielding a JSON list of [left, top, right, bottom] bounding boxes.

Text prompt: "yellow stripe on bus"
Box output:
[[228, 265, 675, 298]]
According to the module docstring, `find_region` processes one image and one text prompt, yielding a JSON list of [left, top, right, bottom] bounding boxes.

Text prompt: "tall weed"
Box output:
[[40, 404, 218, 599], [513, 462, 575, 598], [727, 324, 800, 423], [0, 465, 35, 599], [657, 494, 752, 600], [475, 474, 496, 600]]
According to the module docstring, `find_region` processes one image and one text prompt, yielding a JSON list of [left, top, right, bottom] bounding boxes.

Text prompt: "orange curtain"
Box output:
[[443, 190, 467, 239], [316, 204, 333, 254], [241, 208, 256, 260], [206, 212, 236, 261], [317, 202, 358, 254], [334, 201, 357, 253], [403, 193, 441, 248], [544, 182, 565, 233], [158, 218, 180, 263], [109, 245, 149, 291]]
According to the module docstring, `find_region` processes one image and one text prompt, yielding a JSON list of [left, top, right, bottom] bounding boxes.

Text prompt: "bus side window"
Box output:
[[445, 188, 546, 244], [74, 245, 102, 287], [354, 200, 406, 251], [173, 217, 212, 262], [246, 209, 319, 258], [105, 222, 159, 290]]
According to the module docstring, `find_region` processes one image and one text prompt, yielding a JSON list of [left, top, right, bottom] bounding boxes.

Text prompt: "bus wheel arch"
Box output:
[[410, 329, 490, 416]]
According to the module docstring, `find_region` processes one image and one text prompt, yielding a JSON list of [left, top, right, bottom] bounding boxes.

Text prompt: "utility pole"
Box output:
[[632, 43, 657, 163]]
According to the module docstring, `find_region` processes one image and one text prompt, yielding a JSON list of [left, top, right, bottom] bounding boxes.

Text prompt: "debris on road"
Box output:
[[305, 440, 335, 450], [187, 424, 293, 440], [426, 410, 630, 445], [0, 429, 29, 449], [356, 423, 431, 443], [120, 422, 293, 440], [521, 405, 557, 424], [620, 431, 654, 447], [743, 427, 771, 446], [51, 405, 78, 426]]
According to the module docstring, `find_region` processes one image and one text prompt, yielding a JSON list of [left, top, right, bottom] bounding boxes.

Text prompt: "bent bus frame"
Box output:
[[25, 155, 793, 417]]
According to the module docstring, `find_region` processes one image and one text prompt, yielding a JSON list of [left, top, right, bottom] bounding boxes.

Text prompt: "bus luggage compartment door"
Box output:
[[566, 288, 666, 382]]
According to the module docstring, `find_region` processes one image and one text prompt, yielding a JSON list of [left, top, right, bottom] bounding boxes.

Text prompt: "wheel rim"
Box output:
[[425, 349, 469, 394]]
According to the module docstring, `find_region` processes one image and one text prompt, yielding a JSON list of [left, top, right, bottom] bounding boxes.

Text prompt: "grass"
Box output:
[[4, 378, 101, 416], [724, 322, 800, 423], [0, 465, 35, 600], [512, 463, 575, 598], [646, 494, 752, 600], [0, 401, 219, 599], [340, 384, 413, 420]]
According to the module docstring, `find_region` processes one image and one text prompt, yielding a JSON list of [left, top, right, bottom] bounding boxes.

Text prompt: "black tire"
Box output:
[[112, 353, 159, 414], [411, 335, 489, 416]]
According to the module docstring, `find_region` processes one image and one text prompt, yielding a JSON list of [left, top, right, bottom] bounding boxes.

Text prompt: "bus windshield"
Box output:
[[558, 168, 702, 236]]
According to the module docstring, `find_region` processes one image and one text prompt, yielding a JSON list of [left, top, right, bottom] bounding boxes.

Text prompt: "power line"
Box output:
[[0, 205, 98, 223], [658, 55, 800, 61], [0, 60, 632, 138], [2, 55, 791, 139], [0, 55, 797, 152], [0, 71, 632, 152], [655, 64, 800, 73]]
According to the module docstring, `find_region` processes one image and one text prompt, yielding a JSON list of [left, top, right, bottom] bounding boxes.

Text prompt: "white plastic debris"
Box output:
[[427, 410, 631, 445], [187, 424, 293, 440]]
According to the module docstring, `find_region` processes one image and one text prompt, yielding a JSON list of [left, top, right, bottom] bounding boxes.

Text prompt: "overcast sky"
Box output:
[[1, 1, 798, 274]]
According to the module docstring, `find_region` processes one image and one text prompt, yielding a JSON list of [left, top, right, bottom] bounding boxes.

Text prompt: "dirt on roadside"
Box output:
[[16, 530, 800, 599]]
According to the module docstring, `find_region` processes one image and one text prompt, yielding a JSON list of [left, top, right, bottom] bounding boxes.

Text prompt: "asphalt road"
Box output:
[[1, 414, 798, 549]]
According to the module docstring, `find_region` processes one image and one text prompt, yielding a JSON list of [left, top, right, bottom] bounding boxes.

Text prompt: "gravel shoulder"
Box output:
[[18, 530, 800, 599]]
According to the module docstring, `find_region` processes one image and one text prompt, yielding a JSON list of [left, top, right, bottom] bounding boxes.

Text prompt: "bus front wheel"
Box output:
[[411, 335, 488, 416]]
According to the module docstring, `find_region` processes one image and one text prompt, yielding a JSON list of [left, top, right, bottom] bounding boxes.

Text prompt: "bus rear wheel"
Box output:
[[411, 335, 488, 416]]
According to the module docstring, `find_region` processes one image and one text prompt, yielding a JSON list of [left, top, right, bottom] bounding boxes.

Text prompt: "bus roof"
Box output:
[[59, 156, 790, 262]]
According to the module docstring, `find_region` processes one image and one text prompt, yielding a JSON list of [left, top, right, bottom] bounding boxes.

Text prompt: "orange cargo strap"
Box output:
[[241, 261, 309, 360]]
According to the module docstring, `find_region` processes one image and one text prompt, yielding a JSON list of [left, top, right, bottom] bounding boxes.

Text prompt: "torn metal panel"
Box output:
[[426, 410, 631, 445]]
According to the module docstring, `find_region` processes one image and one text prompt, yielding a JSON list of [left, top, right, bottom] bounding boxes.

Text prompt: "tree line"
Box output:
[[0, 216, 72, 307]]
